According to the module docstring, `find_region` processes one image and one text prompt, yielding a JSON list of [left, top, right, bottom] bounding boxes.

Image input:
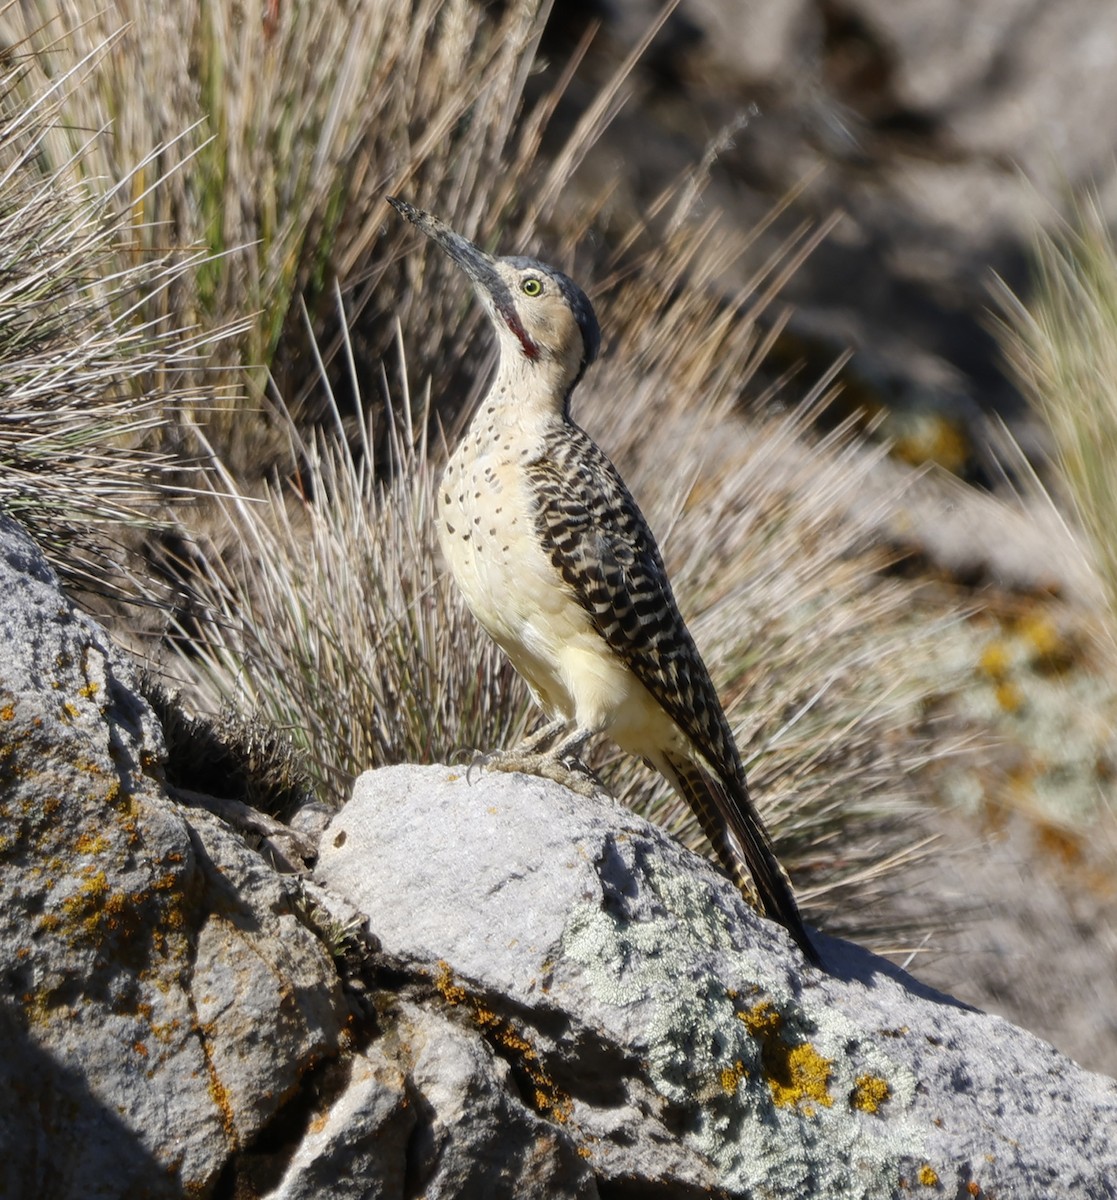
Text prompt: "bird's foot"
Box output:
[[510, 717, 570, 757], [466, 747, 605, 798]]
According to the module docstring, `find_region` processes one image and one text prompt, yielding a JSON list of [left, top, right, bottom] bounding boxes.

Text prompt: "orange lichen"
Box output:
[[739, 1001, 833, 1113], [207, 1062, 237, 1143], [434, 961, 572, 1123], [1, 702, 14, 721], [434, 961, 469, 1006], [850, 1073, 891, 1114], [1034, 821, 1083, 867]]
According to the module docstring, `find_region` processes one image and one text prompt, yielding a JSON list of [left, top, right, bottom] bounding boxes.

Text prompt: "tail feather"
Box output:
[[662, 753, 819, 966]]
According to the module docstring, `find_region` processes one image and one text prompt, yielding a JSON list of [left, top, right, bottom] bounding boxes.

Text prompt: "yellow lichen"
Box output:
[[850, 1073, 891, 1114], [738, 1001, 833, 1113], [58, 870, 142, 945], [434, 961, 572, 1123], [78, 682, 100, 699], [719, 1060, 747, 1095], [738, 999, 783, 1039], [73, 831, 110, 856], [993, 680, 1024, 713], [62, 869, 110, 919], [918, 1164, 940, 1187], [978, 641, 1012, 679], [1019, 612, 1060, 655], [768, 1042, 834, 1112]]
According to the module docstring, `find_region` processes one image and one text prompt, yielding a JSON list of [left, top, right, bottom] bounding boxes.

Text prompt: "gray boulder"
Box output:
[[317, 763, 1117, 1199], [0, 516, 345, 1198], [5, 511, 1116, 1198]]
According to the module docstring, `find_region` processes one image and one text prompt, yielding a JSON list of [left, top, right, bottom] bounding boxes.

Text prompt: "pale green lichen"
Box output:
[[560, 859, 927, 1198]]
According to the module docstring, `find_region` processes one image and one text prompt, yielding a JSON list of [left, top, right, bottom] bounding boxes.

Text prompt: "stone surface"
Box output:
[[270, 999, 600, 1200], [0, 517, 346, 1198], [268, 1041, 415, 1200], [6, 504, 1116, 1197], [318, 763, 1117, 1199]]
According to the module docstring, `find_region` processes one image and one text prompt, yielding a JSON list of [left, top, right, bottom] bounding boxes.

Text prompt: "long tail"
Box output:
[[662, 752, 820, 966]]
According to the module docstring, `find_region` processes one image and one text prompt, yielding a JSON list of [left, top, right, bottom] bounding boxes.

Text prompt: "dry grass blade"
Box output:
[[0, 42, 239, 598], [0, 0, 566, 467], [995, 194, 1117, 658]]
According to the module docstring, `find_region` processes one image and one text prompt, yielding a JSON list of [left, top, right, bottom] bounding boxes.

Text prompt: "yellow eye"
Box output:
[[521, 277, 543, 296]]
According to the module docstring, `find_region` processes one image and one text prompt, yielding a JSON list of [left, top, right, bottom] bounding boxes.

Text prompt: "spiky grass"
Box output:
[[0, 40, 238, 597], [0, 0, 597, 465], [171, 297, 524, 804], [997, 194, 1117, 654]]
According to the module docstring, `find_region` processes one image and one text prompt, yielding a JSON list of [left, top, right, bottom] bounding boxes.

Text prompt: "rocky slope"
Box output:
[[3, 515, 1116, 1198]]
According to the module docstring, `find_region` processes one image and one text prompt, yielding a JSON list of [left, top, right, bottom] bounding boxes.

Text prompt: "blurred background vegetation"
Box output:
[[1, 1, 1114, 1068]]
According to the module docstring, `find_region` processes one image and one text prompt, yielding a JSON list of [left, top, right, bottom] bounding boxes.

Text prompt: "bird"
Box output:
[[387, 195, 819, 965]]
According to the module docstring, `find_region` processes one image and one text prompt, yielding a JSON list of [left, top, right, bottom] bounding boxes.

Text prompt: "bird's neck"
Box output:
[[481, 346, 577, 435]]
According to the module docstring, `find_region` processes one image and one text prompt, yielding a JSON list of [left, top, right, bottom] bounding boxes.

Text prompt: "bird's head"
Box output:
[[388, 196, 601, 401]]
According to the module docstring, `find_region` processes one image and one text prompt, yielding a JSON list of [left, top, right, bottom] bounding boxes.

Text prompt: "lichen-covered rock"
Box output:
[[267, 1039, 415, 1200], [0, 517, 345, 1198], [271, 997, 601, 1200], [318, 763, 1117, 1199]]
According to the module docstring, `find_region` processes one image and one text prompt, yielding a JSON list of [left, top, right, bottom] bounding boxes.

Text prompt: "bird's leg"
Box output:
[[462, 717, 569, 784], [475, 725, 605, 797], [511, 716, 570, 756]]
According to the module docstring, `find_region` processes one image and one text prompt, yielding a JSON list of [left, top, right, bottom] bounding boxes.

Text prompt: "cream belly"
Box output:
[[438, 436, 682, 756]]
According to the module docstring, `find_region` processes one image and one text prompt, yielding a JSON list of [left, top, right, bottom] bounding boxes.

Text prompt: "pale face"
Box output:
[[483, 260, 588, 391], [385, 197, 599, 402]]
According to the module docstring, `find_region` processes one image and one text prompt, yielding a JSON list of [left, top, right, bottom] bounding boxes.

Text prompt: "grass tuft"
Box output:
[[996, 194, 1117, 656], [0, 40, 238, 598]]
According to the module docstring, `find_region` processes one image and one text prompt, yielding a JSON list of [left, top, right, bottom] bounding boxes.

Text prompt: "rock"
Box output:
[[270, 999, 600, 1200], [7, 505, 1115, 1197], [0, 517, 346, 1198], [318, 763, 1117, 1199], [268, 1041, 415, 1200]]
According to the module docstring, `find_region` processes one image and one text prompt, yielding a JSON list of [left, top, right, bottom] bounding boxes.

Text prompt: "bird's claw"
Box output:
[[480, 748, 605, 798], [464, 748, 496, 786], [453, 744, 606, 797]]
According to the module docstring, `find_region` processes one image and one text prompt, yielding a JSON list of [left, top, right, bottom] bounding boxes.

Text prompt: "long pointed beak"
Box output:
[[387, 196, 540, 361], [387, 196, 500, 292]]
